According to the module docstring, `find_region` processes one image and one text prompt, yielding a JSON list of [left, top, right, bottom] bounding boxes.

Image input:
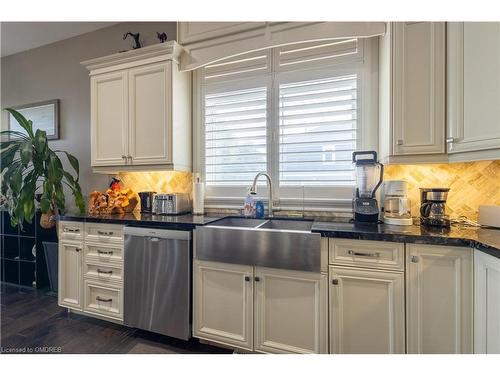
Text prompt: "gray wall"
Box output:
[[1, 22, 177, 211]]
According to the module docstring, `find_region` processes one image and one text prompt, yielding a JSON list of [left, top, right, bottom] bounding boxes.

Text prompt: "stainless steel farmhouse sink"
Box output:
[[194, 217, 321, 272]]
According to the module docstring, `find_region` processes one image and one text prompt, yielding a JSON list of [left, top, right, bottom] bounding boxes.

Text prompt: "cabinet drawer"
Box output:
[[85, 223, 123, 244], [329, 239, 404, 271], [58, 221, 84, 241], [84, 280, 123, 320], [84, 262, 123, 284], [84, 243, 123, 265]]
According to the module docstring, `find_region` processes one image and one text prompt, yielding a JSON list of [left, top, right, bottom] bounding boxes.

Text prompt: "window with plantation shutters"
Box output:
[[205, 86, 267, 186], [197, 37, 374, 208], [278, 74, 357, 186]]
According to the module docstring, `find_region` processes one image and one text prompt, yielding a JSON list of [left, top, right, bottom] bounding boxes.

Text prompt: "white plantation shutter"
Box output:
[[199, 38, 370, 205], [278, 74, 357, 186], [205, 86, 267, 186]]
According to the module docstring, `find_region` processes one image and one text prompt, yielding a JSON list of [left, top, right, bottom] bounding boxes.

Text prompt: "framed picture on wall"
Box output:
[[8, 99, 60, 140]]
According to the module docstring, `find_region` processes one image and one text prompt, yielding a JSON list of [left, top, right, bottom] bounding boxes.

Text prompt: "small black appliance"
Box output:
[[352, 151, 384, 224]]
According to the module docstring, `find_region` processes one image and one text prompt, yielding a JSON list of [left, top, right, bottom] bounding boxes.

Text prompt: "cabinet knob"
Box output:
[[396, 139, 404, 146], [244, 276, 250, 282], [254, 276, 261, 282], [446, 137, 455, 144], [411, 255, 419, 263], [122, 155, 127, 159], [75, 248, 81, 252], [332, 279, 339, 285]]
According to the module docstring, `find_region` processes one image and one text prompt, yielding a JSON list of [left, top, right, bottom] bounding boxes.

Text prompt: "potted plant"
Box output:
[[1, 108, 85, 229]]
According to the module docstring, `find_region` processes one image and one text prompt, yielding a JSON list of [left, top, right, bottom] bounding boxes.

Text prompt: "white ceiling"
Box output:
[[1, 22, 117, 57]]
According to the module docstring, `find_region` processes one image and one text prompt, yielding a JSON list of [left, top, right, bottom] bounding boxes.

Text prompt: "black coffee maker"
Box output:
[[420, 188, 450, 227], [138, 191, 156, 213]]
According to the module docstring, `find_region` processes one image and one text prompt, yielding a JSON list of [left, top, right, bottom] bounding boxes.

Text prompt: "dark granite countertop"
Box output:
[[312, 221, 500, 258], [58, 212, 221, 231], [58, 212, 500, 257]]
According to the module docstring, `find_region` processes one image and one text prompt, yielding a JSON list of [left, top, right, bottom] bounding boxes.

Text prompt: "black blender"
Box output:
[[352, 151, 384, 224]]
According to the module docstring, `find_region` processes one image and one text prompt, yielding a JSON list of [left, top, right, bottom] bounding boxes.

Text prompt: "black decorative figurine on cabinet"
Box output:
[[123, 32, 141, 49], [157, 32, 167, 43]]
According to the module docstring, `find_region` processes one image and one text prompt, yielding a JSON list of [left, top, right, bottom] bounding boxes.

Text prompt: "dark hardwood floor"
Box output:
[[0, 283, 232, 354]]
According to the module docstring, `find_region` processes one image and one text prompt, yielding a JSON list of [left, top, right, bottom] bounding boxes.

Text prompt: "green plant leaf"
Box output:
[[57, 151, 80, 181], [4, 108, 34, 138], [0, 144, 21, 171], [20, 141, 33, 166], [34, 129, 48, 157]]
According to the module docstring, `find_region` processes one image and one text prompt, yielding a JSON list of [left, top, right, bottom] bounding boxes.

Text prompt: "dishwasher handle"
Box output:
[[124, 226, 190, 241]]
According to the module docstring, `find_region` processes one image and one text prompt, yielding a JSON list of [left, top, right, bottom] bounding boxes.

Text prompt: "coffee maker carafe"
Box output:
[[420, 188, 450, 227], [352, 151, 384, 224]]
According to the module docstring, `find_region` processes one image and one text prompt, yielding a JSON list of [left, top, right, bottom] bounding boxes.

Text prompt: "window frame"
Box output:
[[193, 37, 379, 211]]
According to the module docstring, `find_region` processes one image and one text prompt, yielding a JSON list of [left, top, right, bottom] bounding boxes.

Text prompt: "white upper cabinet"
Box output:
[[82, 42, 192, 172], [128, 62, 171, 165], [379, 22, 446, 163], [91, 71, 128, 166], [447, 22, 500, 161], [406, 244, 473, 354]]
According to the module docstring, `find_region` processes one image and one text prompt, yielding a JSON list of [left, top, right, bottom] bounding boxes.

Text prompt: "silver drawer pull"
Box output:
[[96, 296, 112, 303], [348, 250, 381, 258], [63, 227, 80, 233], [97, 230, 114, 235], [97, 269, 113, 275], [97, 250, 113, 256]]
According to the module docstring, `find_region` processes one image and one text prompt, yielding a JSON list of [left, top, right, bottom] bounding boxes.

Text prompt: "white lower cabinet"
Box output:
[[58, 221, 124, 322], [406, 244, 473, 354], [329, 266, 405, 354], [474, 250, 500, 354], [193, 260, 327, 353], [254, 267, 327, 354], [193, 260, 254, 351], [58, 240, 83, 310]]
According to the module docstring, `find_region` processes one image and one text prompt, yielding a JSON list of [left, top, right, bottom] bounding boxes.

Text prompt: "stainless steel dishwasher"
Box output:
[[123, 226, 191, 340]]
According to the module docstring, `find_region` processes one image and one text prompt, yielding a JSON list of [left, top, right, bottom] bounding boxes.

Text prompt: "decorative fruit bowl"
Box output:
[[88, 187, 138, 215]]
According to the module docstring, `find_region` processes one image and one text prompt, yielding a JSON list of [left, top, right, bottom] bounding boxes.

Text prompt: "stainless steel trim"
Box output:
[[123, 226, 190, 240], [124, 226, 191, 340], [347, 250, 381, 258], [194, 223, 321, 272]]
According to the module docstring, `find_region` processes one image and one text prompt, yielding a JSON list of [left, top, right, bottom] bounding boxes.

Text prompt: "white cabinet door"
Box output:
[[406, 244, 473, 353], [58, 241, 83, 310], [392, 22, 445, 155], [447, 22, 500, 157], [254, 267, 327, 354], [329, 266, 405, 354], [128, 62, 172, 165], [474, 250, 500, 354], [193, 260, 254, 351], [91, 71, 128, 166]]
